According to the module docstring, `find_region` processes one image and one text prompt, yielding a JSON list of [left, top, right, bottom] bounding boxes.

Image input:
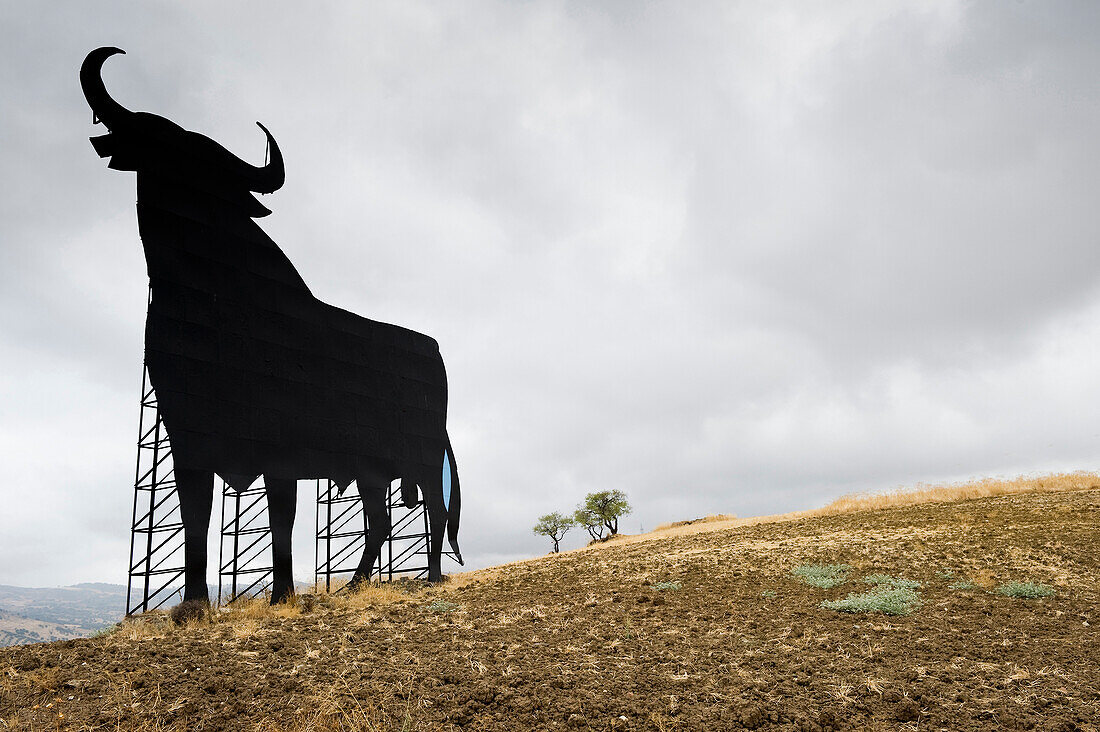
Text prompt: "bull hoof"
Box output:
[[346, 572, 370, 593], [270, 586, 294, 605]]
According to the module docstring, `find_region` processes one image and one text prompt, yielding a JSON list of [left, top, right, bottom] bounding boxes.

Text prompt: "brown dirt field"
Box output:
[[2, 488, 1099, 731]]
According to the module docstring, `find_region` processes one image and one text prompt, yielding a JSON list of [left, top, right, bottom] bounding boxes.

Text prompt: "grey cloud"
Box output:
[[1, 1, 1098, 585]]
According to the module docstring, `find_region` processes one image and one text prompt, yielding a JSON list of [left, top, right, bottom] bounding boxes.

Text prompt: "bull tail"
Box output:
[[443, 438, 463, 565]]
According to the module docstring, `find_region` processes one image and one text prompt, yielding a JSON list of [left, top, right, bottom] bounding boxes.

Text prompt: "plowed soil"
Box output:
[[3, 488, 1099, 731]]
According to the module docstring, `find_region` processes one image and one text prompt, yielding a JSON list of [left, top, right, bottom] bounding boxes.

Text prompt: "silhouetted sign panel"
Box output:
[[82, 47, 461, 603]]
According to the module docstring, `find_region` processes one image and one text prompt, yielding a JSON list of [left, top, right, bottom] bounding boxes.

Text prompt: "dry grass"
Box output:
[[90, 579, 424, 653], [334, 582, 420, 611], [54, 582, 428, 731], [252, 680, 415, 732], [814, 472, 1100, 516], [654, 513, 737, 532], [221, 595, 303, 621], [110, 582, 420, 641], [641, 472, 1100, 545], [112, 614, 175, 641]]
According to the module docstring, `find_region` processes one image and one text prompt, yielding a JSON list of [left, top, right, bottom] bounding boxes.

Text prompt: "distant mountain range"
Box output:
[[0, 583, 127, 647]]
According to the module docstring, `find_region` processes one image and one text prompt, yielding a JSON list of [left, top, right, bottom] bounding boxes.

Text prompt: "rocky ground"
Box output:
[[2, 488, 1098, 730]]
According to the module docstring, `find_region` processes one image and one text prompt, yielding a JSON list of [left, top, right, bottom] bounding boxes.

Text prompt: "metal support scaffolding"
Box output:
[[126, 364, 186, 615], [315, 482, 457, 590], [314, 480, 366, 592], [380, 483, 433, 581], [128, 349, 456, 611], [217, 481, 274, 603]]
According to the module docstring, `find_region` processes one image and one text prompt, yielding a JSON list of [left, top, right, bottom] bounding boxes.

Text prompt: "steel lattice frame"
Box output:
[[380, 484, 434, 581], [314, 480, 366, 592], [125, 364, 186, 615], [315, 482, 459, 591], [217, 482, 274, 604], [128, 374, 454, 614], [127, 356, 276, 612]]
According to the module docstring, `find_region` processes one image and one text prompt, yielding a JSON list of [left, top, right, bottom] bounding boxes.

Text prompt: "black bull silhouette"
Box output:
[[81, 47, 462, 604]]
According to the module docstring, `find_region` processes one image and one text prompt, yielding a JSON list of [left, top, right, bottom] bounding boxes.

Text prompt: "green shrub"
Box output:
[[935, 570, 956, 580], [792, 564, 850, 589], [761, 590, 777, 599], [821, 587, 920, 616], [91, 623, 120, 639], [948, 579, 978, 591], [862, 573, 921, 589], [652, 581, 681, 591], [426, 600, 460, 613], [996, 582, 1055, 599]]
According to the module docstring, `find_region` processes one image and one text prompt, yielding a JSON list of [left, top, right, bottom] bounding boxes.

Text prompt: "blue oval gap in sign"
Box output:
[[442, 449, 452, 511]]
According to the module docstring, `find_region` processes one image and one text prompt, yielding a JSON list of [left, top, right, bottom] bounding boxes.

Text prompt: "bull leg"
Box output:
[[399, 477, 418, 508], [422, 476, 447, 583], [427, 511, 447, 583], [348, 481, 389, 589], [175, 468, 214, 603], [265, 477, 297, 604]]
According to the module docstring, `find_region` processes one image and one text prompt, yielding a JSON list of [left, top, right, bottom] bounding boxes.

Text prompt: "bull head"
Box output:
[[81, 47, 284, 214]]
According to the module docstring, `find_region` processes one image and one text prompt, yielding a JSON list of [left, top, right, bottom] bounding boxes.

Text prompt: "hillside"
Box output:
[[0, 609, 83, 647], [2, 487, 1098, 730], [0, 583, 126, 647]]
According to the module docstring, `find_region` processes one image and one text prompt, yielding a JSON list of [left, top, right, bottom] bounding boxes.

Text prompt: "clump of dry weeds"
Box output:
[[333, 581, 421, 611]]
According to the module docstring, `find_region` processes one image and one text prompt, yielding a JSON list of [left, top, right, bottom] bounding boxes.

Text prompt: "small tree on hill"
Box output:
[[573, 507, 606, 542], [533, 512, 574, 553], [583, 489, 632, 536]]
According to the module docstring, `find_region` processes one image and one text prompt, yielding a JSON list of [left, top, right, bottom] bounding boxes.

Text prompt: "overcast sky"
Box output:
[[1, 1, 1098, 589]]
